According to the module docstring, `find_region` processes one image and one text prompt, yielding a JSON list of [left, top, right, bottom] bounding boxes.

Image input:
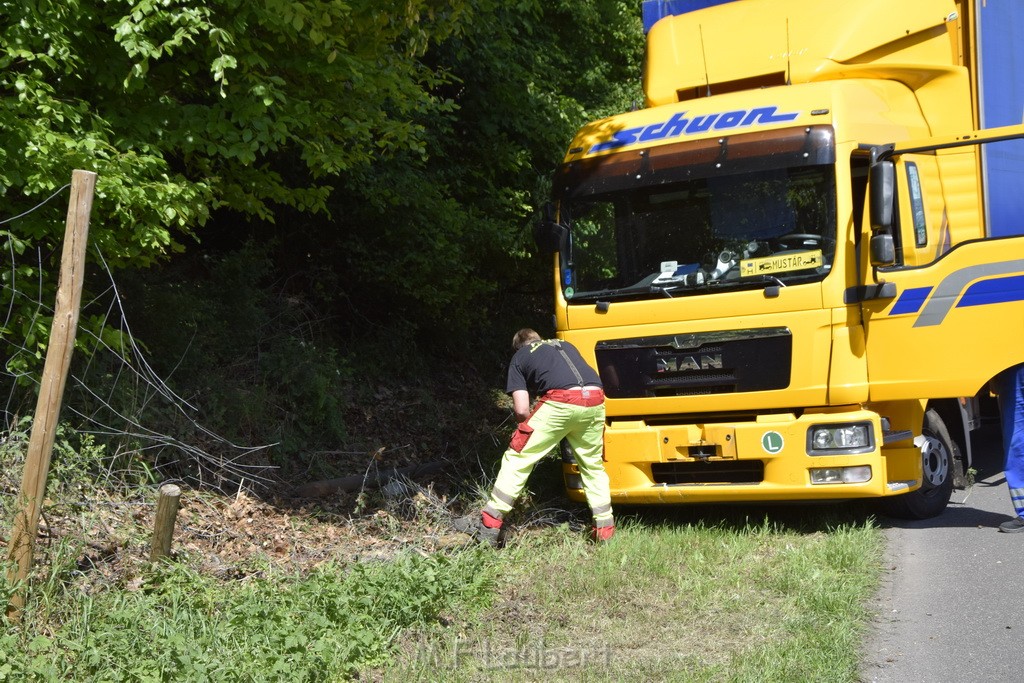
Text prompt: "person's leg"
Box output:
[[1000, 364, 1024, 530], [995, 366, 1024, 532], [564, 403, 613, 540], [482, 400, 572, 524]]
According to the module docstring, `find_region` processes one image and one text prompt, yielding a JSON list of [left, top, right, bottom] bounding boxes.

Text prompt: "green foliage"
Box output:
[[52, 422, 158, 491], [0, 550, 495, 681], [0, 0, 473, 248], [103, 244, 512, 479], [0, 0, 645, 477], [320, 0, 644, 330], [0, 0, 476, 378], [0, 417, 153, 500]]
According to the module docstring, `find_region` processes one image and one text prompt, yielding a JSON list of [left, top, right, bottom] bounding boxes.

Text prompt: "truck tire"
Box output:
[[881, 409, 958, 520]]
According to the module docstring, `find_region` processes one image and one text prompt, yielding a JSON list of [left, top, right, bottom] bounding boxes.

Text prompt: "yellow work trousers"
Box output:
[[485, 397, 612, 526]]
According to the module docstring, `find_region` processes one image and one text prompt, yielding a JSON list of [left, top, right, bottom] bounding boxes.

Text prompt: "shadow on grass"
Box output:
[[518, 420, 1018, 537], [614, 499, 879, 535]]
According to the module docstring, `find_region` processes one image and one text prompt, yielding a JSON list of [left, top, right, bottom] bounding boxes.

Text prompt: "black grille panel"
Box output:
[[596, 328, 791, 398], [651, 460, 765, 485]]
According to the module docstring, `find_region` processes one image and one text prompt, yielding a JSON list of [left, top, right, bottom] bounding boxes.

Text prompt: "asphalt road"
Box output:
[[860, 421, 1024, 682]]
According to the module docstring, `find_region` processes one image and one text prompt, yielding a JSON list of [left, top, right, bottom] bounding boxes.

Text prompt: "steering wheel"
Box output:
[[773, 233, 822, 251]]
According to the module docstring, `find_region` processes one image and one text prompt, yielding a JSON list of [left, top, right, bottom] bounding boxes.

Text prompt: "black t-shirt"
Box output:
[[506, 339, 603, 396]]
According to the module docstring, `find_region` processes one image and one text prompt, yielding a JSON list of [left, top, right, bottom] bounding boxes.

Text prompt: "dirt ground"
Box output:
[[2, 467, 471, 594]]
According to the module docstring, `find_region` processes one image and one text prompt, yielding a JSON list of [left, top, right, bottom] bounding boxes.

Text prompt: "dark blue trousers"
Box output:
[[998, 364, 1024, 518]]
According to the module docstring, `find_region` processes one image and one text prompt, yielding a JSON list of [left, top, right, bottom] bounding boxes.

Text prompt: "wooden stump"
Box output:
[[150, 484, 182, 562]]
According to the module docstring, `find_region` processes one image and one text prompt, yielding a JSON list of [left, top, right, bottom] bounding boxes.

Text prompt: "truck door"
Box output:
[[861, 154, 1024, 401]]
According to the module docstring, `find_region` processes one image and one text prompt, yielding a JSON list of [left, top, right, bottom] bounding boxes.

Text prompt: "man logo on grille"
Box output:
[[655, 354, 723, 373]]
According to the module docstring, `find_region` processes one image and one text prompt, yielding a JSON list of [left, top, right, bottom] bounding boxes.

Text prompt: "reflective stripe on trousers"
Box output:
[[487, 398, 612, 524]]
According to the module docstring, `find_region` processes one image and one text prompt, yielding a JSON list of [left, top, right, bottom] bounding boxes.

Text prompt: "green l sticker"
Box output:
[[761, 431, 784, 454]]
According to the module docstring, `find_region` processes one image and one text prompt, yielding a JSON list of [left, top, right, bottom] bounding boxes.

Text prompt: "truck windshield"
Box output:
[[554, 126, 837, 302]]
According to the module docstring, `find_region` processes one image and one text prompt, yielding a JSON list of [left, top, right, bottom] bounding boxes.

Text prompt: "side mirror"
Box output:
[[869, 160, 895, 233], [870, 233, 895, 267], [533, 218, 568, 254]]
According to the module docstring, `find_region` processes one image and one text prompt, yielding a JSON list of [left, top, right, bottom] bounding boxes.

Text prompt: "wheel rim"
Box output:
[[914, 433, 950, 490]]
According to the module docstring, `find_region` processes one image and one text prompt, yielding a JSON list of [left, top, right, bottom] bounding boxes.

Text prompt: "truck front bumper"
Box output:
[[563, 408, 922, 504]]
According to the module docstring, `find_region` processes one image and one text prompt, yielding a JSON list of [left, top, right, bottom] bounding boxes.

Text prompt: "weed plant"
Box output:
[[1, 549, 495, 681]]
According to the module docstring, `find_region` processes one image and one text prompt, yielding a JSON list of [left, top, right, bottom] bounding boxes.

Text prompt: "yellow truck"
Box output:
[[534, 0, 1024, 517]]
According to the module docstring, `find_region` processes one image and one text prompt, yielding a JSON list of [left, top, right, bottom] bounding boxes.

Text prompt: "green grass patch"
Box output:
[[1, 504, 884, 682], [383, 507, 883, 682], [1, 549, 495, 681], [2, 419, 884, 682]]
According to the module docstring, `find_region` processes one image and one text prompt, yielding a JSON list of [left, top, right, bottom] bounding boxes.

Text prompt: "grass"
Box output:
[[1, 548, 497, 681], [382, 504, 884, 683], [0, 498, 884, 683], [1, 425, 885, 682], [0, 422, 497, 681]]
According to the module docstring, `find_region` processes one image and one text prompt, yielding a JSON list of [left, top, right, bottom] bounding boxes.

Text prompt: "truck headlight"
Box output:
[[807, 423, 873, 455], [810, 466, 872, 484]]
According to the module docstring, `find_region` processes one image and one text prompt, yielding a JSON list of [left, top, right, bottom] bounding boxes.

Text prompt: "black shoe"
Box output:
[[453, 514, 502, 547], [998, 516, 1024, 533]]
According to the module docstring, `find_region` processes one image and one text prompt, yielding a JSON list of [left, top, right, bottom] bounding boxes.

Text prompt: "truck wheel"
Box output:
[[881, 409, 957, 520]]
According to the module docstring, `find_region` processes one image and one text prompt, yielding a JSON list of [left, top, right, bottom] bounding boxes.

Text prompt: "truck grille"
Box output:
[[595, 327, 791, 398], [651, 460, 765, 485]]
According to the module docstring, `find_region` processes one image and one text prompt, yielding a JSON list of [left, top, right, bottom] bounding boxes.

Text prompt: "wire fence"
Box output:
[[0, 186, 276, 492]]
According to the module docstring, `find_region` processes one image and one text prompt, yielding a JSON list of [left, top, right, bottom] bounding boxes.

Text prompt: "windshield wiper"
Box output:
[[740, 274, 787, 288], [657, 273, 789, 296], [706, 274, 788, 290], [571, 271, 790, 304], [570, 283, 668, 302]]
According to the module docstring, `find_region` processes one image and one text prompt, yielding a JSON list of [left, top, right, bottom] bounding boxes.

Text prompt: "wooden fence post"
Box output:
[[5, 170, 96, 620], [149, 484, 182, 562]]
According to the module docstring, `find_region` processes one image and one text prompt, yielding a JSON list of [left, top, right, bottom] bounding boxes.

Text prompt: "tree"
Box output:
[[0, 0, 478, 382], [0, 0, 645, 470], [1, 0, 474, 258], [279, 0, 645, 335]]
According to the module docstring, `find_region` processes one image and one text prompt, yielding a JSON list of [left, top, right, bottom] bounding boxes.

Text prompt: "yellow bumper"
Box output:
[[563, 409, 921, 504]]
